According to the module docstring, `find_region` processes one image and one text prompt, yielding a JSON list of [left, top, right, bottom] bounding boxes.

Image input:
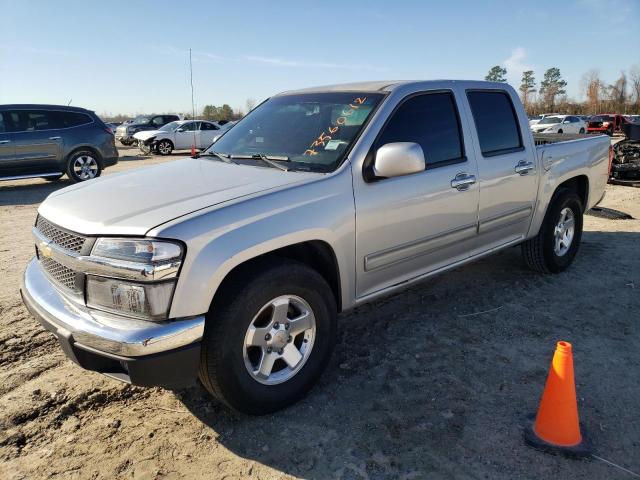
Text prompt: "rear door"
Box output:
[[0, 112, 17, 176], [11, 110, 63, 173], [199, 121, 219, 148], [463, 89, 537, 250], [353, 89, 481, 298]]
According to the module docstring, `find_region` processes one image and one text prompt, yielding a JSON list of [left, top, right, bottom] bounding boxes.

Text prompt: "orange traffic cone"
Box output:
[[524, 341, 591, 457], [190, 144, 197, 158]]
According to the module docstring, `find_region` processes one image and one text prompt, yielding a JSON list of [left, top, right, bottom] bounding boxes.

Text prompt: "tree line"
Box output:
[[485, 65, 640, 115]]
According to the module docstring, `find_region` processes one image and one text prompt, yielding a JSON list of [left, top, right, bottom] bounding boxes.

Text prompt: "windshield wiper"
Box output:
[[229, 153, 290, 171], [200, 151, 237, 165]]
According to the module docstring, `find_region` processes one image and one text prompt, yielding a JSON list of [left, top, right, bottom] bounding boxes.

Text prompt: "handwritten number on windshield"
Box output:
[[304, 97, 367, 156]]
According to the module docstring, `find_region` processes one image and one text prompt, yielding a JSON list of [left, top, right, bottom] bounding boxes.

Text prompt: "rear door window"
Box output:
[[200, 122, 219, 131], [16, 110, 62, 132], [377, 91, 465, 168], [466, 91, 523, 156], [151, 116, 165, 126]]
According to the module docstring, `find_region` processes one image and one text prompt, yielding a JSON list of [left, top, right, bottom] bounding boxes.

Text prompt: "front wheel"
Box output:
[[557, 129, 563, 134], [138, 141, 151, 155], [579, 127, 585, 134], [521, 190, 583, 273], [199, 258, 337, 414], [157, 140, 173, 156], [66, 150, 102, 183]]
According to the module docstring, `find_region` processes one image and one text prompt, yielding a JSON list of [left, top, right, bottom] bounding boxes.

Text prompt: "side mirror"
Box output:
[[176, 128, 186, 132], [563, 120, 570, 124], [373, 142, 425, 178]]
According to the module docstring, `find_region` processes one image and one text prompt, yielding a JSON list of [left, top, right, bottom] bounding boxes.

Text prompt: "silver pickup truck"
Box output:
[[21, 81, 610, 414]]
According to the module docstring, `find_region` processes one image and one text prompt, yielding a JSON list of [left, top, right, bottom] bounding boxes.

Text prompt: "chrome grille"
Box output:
[[38, 251, 80, 293], [36, 216, 87, 253]]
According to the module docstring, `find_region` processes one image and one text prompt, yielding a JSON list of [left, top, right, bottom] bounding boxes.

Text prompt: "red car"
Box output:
[[587, 114, 627, 135]]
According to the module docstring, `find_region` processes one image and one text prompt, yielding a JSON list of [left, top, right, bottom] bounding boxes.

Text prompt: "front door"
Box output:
[[198, 121, 219, 149], [353, 90, 480, 299], [174, 121, 199, 149], [463, 90, 538, 250]]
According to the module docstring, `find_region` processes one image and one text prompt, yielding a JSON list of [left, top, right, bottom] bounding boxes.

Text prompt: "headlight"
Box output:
[[86, 238, 184, 321], [92, 238, 182, 264]]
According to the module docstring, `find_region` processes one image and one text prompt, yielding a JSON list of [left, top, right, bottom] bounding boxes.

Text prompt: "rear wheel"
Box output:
[[199, 258, 337, 415], [66, 150, 102, 183], [521, 190, 583, 273]]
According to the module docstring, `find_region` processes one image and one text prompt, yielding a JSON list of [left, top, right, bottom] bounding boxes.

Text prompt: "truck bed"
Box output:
[[532, 133, 604, 146]]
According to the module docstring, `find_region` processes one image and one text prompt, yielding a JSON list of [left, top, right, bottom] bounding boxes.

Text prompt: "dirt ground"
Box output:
[[1, 145, 639, 479]]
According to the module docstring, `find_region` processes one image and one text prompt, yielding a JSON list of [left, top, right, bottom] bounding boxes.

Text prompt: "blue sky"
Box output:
[[1, 0, 638, 116]]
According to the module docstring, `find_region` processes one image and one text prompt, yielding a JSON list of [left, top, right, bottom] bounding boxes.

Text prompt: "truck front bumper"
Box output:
[[20, 258, 204, 388]]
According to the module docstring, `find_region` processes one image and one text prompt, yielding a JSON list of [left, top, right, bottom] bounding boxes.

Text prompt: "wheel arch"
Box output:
[[66, 145, 103, 165], [208, 240, 343, 314], [554, 175, 589, 212]]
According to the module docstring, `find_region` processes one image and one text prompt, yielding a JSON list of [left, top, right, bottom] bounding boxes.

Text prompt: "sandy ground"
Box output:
[[1, 145, 639, 479]]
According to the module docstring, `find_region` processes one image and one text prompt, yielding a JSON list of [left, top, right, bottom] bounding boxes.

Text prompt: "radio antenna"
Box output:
[[189, 49, 197, 152]]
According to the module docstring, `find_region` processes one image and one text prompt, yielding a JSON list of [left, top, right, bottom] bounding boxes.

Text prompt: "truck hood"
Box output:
[[133, 130, 163, 141], [38, 158, 321, 236]]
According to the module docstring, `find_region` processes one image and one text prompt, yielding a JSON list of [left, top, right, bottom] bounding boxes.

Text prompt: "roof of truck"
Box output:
[[278, 80, 510, 95]]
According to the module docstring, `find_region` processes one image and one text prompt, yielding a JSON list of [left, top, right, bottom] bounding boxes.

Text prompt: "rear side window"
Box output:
[[152, 116, 165, 126], [467, 91, 522, 156], [0, 113, 7, 133], [377, 92, 464, 167], [56, 111, 92, 128]]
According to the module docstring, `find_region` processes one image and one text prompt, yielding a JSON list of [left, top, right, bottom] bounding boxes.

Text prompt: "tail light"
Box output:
[[103, 127, 115, 135]]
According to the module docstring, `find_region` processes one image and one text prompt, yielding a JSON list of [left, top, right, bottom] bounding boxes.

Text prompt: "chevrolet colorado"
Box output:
[[21, 81, 610, 414]]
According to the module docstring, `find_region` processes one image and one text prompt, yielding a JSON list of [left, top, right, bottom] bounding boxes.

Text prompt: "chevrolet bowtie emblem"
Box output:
[[39, 240, 53, 258]]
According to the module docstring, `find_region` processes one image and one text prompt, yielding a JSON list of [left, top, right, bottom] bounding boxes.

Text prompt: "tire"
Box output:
[[43, 175, 63, 182], [119, 139, 133, 146], [557, 129, 563, 134], [579, 128, 585, 134], [66, 150, 102, 183], [199, 258, 337, 415], [521, 189, 583, 273], [157, 139, 173, 156]]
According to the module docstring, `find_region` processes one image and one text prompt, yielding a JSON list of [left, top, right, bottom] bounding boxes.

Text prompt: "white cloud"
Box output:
[[503, 47, 532, 85]]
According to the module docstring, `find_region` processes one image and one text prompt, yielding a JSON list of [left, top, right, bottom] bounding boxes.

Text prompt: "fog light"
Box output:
[[86, 276, 175, 321]]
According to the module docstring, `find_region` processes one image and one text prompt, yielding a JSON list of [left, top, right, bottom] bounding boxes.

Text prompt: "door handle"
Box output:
[[0, 140, 10, 144], [515, 160, 534, 175], [450, 173, 476, 191], [49, 136, 61, 140]]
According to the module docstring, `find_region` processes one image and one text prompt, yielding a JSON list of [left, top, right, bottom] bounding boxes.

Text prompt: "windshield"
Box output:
[[539, 116, 562, 125], [591, 115, 614, 122], [205, 92, 384, 172], [132, 115, 151, 124], [530, 115, 542, 121], [160, 121, 181, 132]]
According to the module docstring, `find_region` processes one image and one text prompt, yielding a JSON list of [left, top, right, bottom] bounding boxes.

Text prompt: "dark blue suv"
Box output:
[[0, 104, 118, 183]]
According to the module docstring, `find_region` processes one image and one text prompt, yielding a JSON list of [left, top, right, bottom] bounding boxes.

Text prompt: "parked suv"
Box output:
[[115, 114, 181, 146], [0, 105, 118, 182]]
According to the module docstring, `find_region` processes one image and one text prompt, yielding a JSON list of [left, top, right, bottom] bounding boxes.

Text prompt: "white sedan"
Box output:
[[530, 115, 586, 135], [133, 120, 231, 155]]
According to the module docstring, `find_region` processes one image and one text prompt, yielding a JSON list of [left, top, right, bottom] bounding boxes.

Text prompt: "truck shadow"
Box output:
[[177, 230, 640, 479], [0, 179, 74, 206]]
